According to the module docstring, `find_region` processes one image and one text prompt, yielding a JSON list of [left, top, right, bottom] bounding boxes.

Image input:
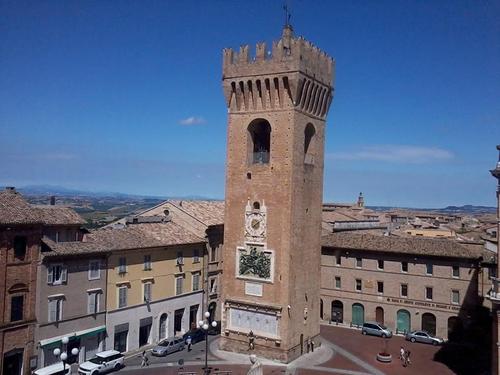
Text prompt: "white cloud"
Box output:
[[179, 116, 206, 125], [329, 145, 454, 164]]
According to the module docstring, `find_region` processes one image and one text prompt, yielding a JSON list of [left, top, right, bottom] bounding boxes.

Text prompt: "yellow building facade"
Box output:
[[88, 219, 206, 353]]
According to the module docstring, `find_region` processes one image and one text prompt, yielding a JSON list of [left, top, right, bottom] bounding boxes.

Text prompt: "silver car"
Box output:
[[405, 330, 444, 345], [151, 337, 185, 356], [361, 322, 393, 338]]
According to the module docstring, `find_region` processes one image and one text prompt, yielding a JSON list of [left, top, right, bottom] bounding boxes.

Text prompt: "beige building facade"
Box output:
[[321, 232, 486, 340], [125, 200, 225, 321], [94, 219, 205, 353]]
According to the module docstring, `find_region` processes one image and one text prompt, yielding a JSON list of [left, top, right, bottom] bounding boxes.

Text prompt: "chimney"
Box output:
[[50, 196, 56, 205], [5, 186, 15, 192]]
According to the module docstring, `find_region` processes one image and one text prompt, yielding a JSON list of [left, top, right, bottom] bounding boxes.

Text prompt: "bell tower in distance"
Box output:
[[220, 25, 335, 362]]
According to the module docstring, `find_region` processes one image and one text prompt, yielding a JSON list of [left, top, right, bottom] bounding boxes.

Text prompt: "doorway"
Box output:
[[3, 349, 23, 375], [396, 309, 411, 334], [139, 317, 152, 347], [174, 308, 184, 335], [375, 307, 384, 325], [189, 305, 199, 330], [351, 303, 364, 327], [114, 330, 128, 353], [159, 313, 168, 340], [422, 313, 437, 336], [331, 300, 343, 323]]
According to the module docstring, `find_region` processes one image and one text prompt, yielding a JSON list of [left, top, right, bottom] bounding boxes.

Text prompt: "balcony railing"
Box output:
[[487, 277, 500, 302]]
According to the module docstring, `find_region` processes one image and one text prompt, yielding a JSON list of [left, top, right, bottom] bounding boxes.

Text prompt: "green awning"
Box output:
[[40, 325, 106, 347]]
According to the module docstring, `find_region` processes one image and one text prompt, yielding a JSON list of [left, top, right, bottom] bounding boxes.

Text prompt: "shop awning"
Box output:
[[40, 325, 106, 347]]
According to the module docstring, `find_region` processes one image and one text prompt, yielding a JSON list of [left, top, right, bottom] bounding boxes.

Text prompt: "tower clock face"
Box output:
[[245, 213, 266, 237]]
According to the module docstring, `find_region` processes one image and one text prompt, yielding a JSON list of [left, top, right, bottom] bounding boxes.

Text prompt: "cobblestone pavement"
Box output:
[[319, 324, 455, 375], [113, 325, 457, 375]]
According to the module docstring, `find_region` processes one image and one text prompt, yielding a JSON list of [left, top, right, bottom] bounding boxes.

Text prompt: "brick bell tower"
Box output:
[[219, 25, 335, 362]]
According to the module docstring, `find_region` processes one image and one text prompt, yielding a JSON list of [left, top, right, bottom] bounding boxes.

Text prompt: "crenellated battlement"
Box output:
[[222, 27, 335, 119], [222, 26, 334, 87]]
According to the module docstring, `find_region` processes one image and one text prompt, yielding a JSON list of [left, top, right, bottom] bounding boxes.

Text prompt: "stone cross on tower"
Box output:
[[220, 26, 335, 362]]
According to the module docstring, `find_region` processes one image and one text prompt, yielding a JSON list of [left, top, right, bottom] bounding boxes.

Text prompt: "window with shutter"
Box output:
[[88, 293, 98, 314], [61, 267, 67, 283], [47, 267, 54, 284], [88, 261, 100, 280], [48, 300, 57, 322], [49, 265, 67, 285], [176, 252, 183, 265], [175, 276, 183, 295], [144, 255, 152, 271], [13, 236, 27, 260], [10, 295, 24, 321], [118, 257, 127, 274], [118, 287, 127, 308], [57, 299, 62, 321], [143, 283, 152, 302], [48, 299, 63, 322], [192, 273, 200, 291]]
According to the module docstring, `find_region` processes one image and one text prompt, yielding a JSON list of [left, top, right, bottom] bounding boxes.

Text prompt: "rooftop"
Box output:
[[43, 220, 204, 257], [322, 231, 487, 260], [167, 200, 225, 227], [0, 188, 85, 225]]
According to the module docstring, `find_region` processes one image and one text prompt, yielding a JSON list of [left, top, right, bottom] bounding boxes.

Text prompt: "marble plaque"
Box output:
[[245, 282, 263, 297], [229, 307, 278, 337]]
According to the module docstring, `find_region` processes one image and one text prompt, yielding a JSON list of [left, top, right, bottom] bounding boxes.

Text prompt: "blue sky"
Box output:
[[1, 0, 499, 207]]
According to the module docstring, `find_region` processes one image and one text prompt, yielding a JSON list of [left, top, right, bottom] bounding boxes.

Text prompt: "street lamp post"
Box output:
[[198, 311, 217, 374], [53, 337, 79, 374]]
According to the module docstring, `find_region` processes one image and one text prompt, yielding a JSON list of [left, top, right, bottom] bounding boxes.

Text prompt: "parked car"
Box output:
[[78, 350, 124, 375], [183, 328, 206, 344], [405, 330, 444, 345], [361, 322, 393, 338], [33, 362, 70, 375], [151, 337, 185, 356]]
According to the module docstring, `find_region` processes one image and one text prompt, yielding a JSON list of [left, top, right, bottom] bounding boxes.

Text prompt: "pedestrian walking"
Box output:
[[399, 346, 405, 361], [140, 350, 149, 367], [405, 350, 411, 366], [186, 335, 192, 351]]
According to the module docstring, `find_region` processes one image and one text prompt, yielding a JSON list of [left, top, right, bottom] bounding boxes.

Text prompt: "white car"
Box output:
[[78, 350, 124, 375], [33, 362, 70, 375]]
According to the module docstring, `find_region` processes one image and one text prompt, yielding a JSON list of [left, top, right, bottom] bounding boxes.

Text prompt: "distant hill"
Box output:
[[440, 205, 496, 214], [368, 205, 496, 215], [0, 184, 213, 201], [3, 184, 494, 216]]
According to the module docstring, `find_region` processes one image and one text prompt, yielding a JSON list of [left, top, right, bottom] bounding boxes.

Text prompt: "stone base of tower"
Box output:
[[218, 333, 321, 364]]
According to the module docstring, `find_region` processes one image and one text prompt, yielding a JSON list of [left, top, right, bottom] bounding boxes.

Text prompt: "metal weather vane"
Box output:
[[283, 1, 291, 27]]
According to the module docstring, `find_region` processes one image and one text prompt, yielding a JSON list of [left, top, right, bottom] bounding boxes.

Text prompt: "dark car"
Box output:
[[183, 328, 205, 344]]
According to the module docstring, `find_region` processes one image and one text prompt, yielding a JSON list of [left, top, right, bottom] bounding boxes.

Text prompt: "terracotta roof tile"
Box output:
[[322, 231, 485, 259], [168, 200, 225, 226], [0, 189, 85, 225], [43, 221, 205, 257]]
